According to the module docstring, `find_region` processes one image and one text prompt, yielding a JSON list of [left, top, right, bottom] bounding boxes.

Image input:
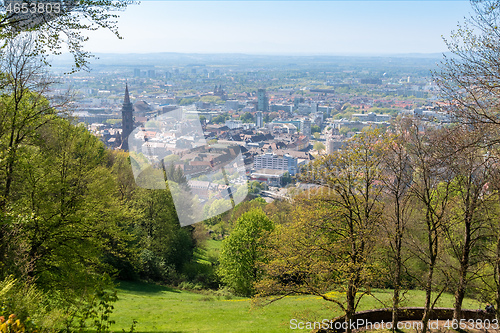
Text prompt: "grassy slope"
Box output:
[[110, 282, 482, 333]]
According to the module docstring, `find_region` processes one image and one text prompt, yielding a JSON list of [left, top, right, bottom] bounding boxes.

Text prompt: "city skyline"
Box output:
[[82, 1, 474, 56]]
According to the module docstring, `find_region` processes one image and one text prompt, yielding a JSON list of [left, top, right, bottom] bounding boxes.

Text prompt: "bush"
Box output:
[[0, 276, 65, 332], [177, 281, 203, 291], [139, 250, 186, 285], [181, 262, 220, 289], [214, 286, 233, 300]]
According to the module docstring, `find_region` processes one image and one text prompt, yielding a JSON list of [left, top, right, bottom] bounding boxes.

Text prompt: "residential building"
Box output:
[[225, 100, 240, 111], [351, 112, 391, 122], [326, 135, 347, 154], [225, 120, 243, 129], [253, 152, 298, 175], [312, 112, 324, 127], [250, 169, 285, 187]]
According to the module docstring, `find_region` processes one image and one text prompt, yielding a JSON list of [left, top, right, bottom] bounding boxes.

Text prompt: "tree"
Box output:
[[339, 127, 350, 136], [405, 120, 453, 333], [239, 112, 254, 123], [0, 0, 133, 71], [258, 130, 386, 333], [486, 164, 500, 319], [0, 35, 66, 211], [436, 0, 500, 135], [218, 208, 274, 296], [5, 118, 134, 295], [313, 141, 325, 152], [211, 114, 229, 124], [0, 36, 70, 276], [435, 2, 500, 319], [435, 126, 496, 321], [135, 184, 194, 280], [281, 172, 292, 186], [199, 96, 223, 105], [380, 131, 414, 329]]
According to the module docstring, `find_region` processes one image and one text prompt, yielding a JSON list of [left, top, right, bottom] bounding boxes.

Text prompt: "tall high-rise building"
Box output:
[[147, 69, 156, 78], [133, 68, 141, 77], [256, 111, 263, 128], [300, 118, 312, 139], [121, 84, 134, 151], [257, 88, 268, 111]]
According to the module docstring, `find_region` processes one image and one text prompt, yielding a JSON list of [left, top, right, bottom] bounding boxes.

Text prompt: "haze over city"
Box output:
[[84, 1, 473, 55]]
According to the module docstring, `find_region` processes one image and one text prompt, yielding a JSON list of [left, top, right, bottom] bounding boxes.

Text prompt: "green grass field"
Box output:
[[109, 281, 483, 333]]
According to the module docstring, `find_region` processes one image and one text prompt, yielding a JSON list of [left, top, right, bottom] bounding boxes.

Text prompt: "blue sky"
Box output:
[[85, 1, 474, 55]]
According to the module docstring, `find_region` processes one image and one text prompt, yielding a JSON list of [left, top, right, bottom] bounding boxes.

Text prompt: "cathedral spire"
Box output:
[[124, 82, 131, 105], [121, 83, 134, 152]]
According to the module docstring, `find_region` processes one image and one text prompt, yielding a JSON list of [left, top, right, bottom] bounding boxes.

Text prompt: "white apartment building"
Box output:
[[254, 152, 298, 175]]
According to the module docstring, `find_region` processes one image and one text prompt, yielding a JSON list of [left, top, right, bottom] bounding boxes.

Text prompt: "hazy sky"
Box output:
[[84, 1, 474, 55]]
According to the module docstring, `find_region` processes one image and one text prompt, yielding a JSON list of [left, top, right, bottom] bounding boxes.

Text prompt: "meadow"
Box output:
[[109, 281, 483, 333]]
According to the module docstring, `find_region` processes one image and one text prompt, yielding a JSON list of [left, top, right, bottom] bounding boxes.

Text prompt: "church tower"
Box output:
[[121, 83, 134, 151]]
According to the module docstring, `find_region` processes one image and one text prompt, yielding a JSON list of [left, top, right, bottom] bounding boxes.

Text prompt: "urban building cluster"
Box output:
[[62, 57, 448, 198]]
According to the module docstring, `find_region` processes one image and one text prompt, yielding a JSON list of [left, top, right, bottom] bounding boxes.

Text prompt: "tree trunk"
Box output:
[[453, 219, 471, 321], [422, 224, 437, 333], [495, 225, 500, 320], [392, 236, 402, 330], [345, 279, 356, 333]]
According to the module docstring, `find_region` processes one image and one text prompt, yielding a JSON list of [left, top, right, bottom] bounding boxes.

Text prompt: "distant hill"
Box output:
[[50, 51, 449, 73]]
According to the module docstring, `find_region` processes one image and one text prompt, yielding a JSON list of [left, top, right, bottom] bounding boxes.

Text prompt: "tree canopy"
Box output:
[[0, 0, 133, 71]]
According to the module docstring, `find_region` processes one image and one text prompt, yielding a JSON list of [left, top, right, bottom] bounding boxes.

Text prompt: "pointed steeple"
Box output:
[[123, 82, 131, 105], [121, 83, 134, 152]]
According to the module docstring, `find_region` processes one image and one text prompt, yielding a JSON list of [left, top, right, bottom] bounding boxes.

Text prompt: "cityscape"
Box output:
[[61, 54, 447, 202]]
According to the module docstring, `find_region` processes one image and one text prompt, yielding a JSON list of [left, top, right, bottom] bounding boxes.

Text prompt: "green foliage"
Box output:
[[0, 83, 136, 331], [7, 119, 134, 293], [239, 112, 254, 123], [144, 120, 161, 128], [281, 172, 292, 186], [199, 96, 223, 105], [0, 0, 134, 72], [311, 125, 321, 133], [105, 119, 121, 125], [248, 181, 266, 194], [339, 127, 350, 135], [178, 97, 199, 105], [0, 276, 65, 332], [218, 208, 274, 296], [258, 130, 388, 321], [313, 141, 325, 152], [211, 114, 230, 124], [134, 185, 195, 280], [73, 286, 118, 333]]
